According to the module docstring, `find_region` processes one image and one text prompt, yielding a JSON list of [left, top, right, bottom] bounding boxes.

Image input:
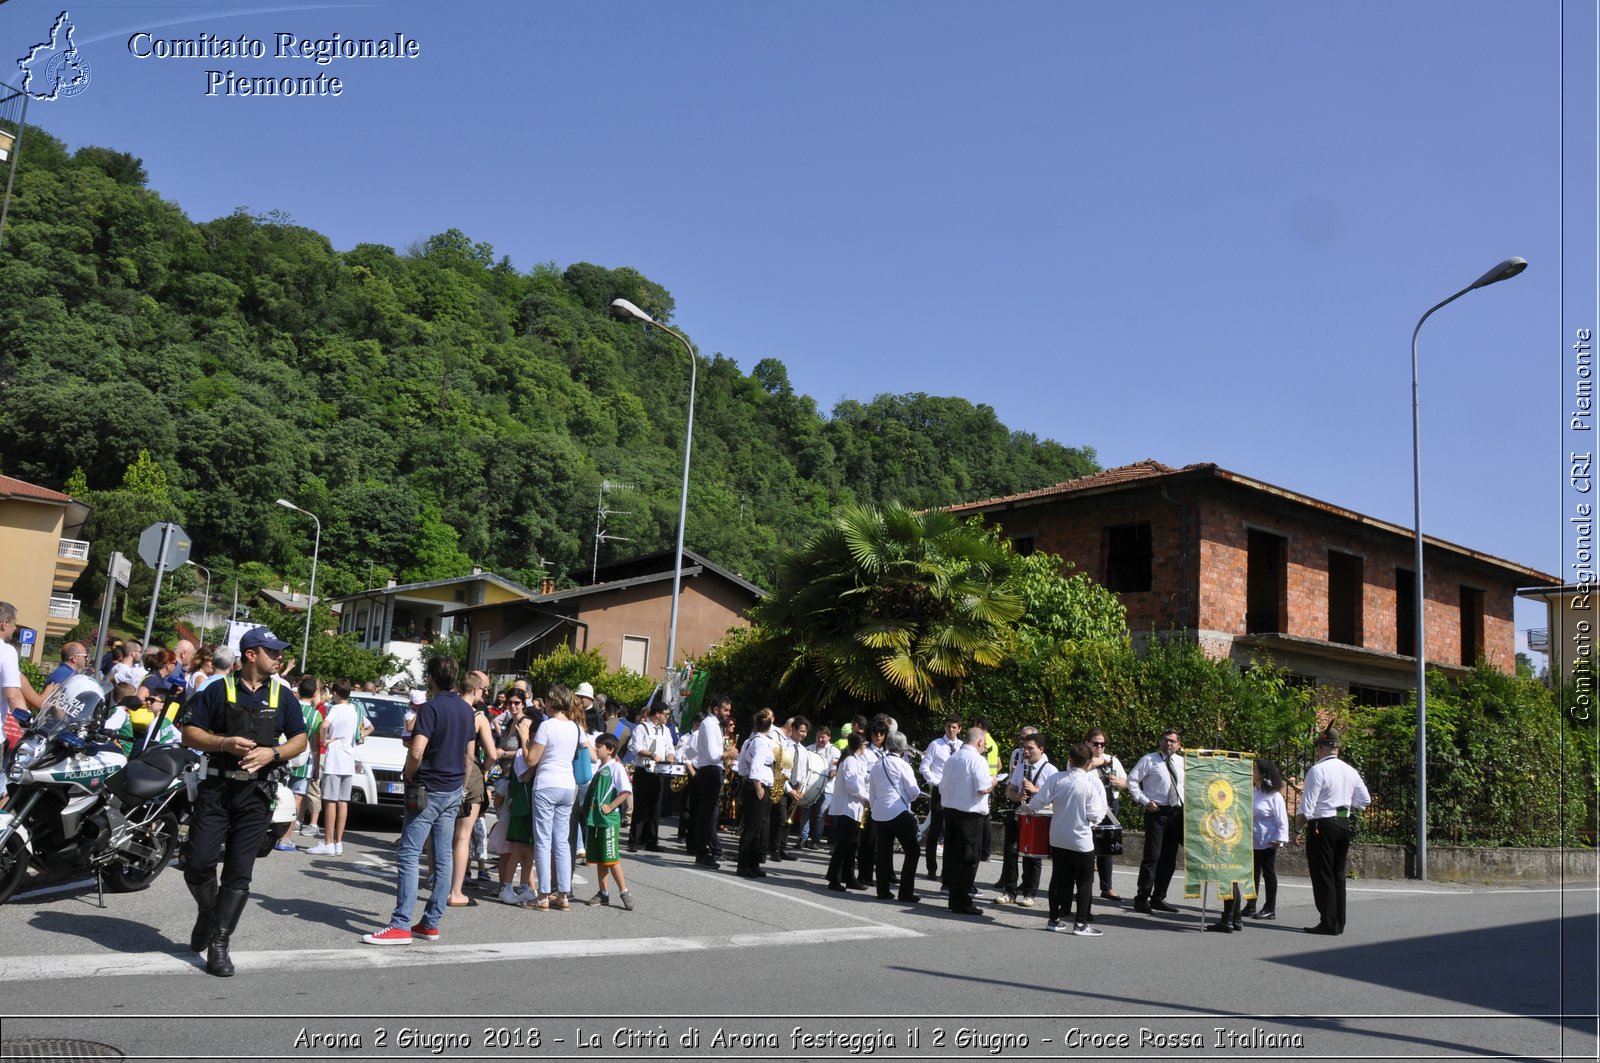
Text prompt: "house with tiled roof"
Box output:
[[948, 461, 1558, 702], [0, 475, 92, 663]]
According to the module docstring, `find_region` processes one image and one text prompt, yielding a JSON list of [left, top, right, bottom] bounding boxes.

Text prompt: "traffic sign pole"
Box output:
[[140, 524, 174, 648], [90, 552, 123, 678]]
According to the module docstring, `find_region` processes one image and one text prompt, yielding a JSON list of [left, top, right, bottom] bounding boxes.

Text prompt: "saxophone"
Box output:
[[770, 736, 791, 804]]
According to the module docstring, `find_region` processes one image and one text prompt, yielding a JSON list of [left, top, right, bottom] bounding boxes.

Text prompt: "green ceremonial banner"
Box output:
[[676, 666, 710, 732], [1183, 751, 1255, 901]]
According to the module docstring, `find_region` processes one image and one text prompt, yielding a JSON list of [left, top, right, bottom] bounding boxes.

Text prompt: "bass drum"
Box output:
[[794, 750, 827, 808]]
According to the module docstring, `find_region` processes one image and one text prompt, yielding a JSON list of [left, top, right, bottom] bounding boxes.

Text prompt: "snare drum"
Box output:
[[1017, 811, 1053, 858]]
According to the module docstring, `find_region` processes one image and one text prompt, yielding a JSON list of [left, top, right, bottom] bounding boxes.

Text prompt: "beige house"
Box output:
[[447, 549, 765, 680], [0, 475, 91, 664]]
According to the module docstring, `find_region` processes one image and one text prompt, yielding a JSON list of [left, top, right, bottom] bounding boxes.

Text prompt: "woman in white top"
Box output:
[[309, 680, 358, 856], [1242, 759, 1289, 920], [824, 733, 871, 891], [521, 684, 581, 909]]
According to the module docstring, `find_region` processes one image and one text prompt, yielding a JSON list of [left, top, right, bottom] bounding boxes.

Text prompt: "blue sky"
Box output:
[[2, 0, 1593, 660]]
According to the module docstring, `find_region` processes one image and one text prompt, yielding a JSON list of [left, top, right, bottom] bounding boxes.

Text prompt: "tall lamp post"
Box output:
[[1410, 255, 1527, 881], [610, 298, 697, 688], [188, 560, 212, 643], [275, 498, 321, 671]]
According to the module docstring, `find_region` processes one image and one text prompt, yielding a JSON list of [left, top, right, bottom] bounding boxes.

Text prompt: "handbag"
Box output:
[[405, 781, 428, 815]]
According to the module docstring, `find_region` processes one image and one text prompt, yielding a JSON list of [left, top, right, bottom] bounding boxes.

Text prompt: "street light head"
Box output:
[[610, 298, 654, 325], [1469, 257, 1528, 290], [275, 498, 299, 512]]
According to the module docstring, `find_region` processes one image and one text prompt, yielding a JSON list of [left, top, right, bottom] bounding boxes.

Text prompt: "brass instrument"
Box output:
[[770, 732, 793, 804]]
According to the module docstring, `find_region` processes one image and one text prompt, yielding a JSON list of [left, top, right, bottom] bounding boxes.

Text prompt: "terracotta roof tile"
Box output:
[[946, 459, 1197, 512], [0, 474, 73, 504]]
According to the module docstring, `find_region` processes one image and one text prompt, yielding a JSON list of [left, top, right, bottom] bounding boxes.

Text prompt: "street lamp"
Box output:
[[1409, 255, 1527, 881], [610, 298, 697, 687], [275, 498, 321, 671], [188, 560, 212, 642]]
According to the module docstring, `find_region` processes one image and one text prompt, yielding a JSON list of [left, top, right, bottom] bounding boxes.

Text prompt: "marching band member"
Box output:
[[626, 702, 676, 853], [825, 732, 870, 891], [1003, 733, 1055, 908], [919, 715, 963, 883], [733, 709, 777, 879], [1029, 741, 1107, 936], [867, 730, 922, 904]]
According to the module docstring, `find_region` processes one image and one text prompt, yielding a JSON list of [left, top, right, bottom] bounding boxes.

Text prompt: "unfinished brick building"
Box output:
[[948, 460, 1558, 703]]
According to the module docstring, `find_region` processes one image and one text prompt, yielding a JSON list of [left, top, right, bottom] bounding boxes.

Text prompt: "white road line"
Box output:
[[0, 924, 923, 981]]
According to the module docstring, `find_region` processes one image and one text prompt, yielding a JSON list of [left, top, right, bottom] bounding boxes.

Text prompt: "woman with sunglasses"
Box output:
[[496, 692, 538, 905], [1084, 728, 1128, 902]]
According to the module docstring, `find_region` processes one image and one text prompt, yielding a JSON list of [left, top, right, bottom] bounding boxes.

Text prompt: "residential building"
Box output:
[[446, 549, 765, 679], [947, 460, 1559, 702], [0, 474, 91, 664]]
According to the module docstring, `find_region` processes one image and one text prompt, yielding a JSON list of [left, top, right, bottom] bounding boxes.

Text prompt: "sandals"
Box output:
[[551, 893, 570, 911]]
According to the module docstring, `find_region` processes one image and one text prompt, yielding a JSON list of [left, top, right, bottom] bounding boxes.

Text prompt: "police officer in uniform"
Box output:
[[180, 626, 307, 976]]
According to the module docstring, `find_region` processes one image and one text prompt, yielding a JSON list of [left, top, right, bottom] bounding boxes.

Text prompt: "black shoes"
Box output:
[[1150, 899, 1180, 913], [694, 856, 721, 870], [1303, 925, 1338, 935], [1254, 910, 1276, 920], [827, 882, 847, 892], [844, 880, 869, 891], [206, 888, 248, 977], [186, 878, 217, 954], [1203, 921, 1234, 933]]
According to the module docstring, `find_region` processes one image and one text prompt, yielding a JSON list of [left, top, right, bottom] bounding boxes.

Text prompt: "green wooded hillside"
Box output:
[[0, 132, 1097, 603]]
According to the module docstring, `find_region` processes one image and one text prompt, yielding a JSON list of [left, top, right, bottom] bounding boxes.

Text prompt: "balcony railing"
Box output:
[[47, 595, 80, 620], [1527, 628, 1550, 654], [57, 538, 90, 561]]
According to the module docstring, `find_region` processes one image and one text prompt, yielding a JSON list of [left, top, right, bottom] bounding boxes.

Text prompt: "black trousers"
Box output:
[[767, 793, 792, 857], [1096, 813, 1119, 892], [737, 779, 770, 872], [1136, 805, 1184, 903], [923, 785, 944, 877], [942, 809, 985, 908], [874, 811, 919, 900], [630, 772, 662, 848], [997, 807, 1021, 889], [184, 779, 271, 892], [1305, 817, 1351, 932], [826, 814, 861, 886], [857, 818, 878, 885], [690, 766, 723, 858], [1251, 845, 1278, 911], [1048, 846, 1095, 925]]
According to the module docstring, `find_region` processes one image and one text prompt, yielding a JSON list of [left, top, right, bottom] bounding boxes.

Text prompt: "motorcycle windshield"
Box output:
[[32, 674, 103, 740]]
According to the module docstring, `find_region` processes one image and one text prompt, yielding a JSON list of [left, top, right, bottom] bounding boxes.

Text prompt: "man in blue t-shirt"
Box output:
[[363, 655, 474, 945]]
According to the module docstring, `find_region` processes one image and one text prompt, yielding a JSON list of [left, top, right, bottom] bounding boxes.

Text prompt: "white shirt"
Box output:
[[1299, 755, 1371, 819], [692, 714, 725, 769], [321, 701, 358, 776], [827, 753, 870, 820], [814, 741, 841, 795], [1028, 767, 1107, 852], [0, 641, 21, 694], [1253, 787, 1289, 848], [779, 730, 809, 792], [868, 754, 920, 822], [629, 720, 674, 766], [938, 745, 993, 814], [1127, 749, 1186, 808], [595, 758, 632, 797], [110, 661, 146, 688], [1011, 756, 1057, 806], [735, 731, 776, 785], [920, 733, 963, 786], [531, 715, 579, 789], [1089, 753, 1128, 810]]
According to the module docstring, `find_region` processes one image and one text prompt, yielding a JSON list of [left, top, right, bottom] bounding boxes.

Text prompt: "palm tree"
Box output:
[[759, 502, 1023, 714]]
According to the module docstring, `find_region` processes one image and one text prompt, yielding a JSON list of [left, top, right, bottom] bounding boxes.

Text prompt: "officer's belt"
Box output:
[[204, 766, 257, 782]]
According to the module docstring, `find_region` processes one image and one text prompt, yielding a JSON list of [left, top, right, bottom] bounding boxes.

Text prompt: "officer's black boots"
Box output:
[[186, 878, 218, 954], [206, 888, 248, 977]]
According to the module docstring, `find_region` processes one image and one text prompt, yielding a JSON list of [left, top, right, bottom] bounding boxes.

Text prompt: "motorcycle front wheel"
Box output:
[[0, 832, 29, 904], [104, 812, 179, 893]]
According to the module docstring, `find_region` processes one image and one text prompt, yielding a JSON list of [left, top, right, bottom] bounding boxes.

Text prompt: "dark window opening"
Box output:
[[1246, 528, 1287, 634], [1460, 586, 1485, 666], [1011, 535, 1036, 557], [1395, 568, 1417, 657], [1350, 684, 1408, 707], [1105, 523, 1152, 593], [1327, 550, 1364, 647]]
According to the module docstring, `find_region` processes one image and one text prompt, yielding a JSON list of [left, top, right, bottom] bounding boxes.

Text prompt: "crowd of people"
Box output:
[[0, 611, 1371, 974]]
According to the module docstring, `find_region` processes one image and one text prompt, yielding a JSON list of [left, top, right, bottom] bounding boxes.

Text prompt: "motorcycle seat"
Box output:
[[104, 747, 189, 802]]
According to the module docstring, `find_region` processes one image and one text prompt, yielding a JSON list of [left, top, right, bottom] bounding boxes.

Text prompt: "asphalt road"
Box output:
[[0, 810, 1595, 1063]]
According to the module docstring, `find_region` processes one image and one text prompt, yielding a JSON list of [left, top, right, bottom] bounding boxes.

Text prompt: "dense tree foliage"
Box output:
[[0, 131, 1097, 617]]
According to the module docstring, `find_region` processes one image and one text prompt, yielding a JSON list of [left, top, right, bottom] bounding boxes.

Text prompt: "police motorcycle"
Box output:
[[0, 675, 199, 906]]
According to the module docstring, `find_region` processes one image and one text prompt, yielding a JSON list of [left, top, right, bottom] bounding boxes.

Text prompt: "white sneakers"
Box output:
[[1072, 924, 1103, 937], [306, 842, 337, 856]]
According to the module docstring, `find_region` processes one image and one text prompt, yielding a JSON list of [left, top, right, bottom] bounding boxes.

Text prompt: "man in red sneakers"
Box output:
[[363, 655, 475, 945]]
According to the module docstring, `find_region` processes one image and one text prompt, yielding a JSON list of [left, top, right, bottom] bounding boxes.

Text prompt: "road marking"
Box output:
[[0, 923, 923, 981]]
